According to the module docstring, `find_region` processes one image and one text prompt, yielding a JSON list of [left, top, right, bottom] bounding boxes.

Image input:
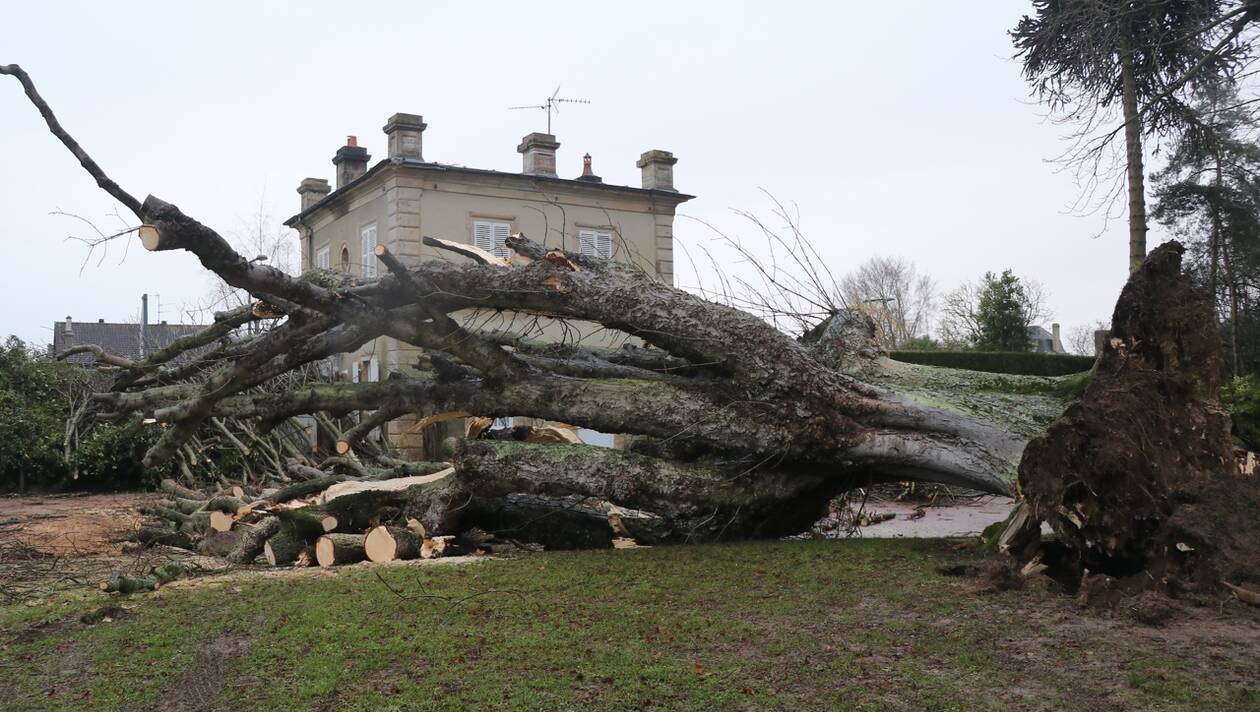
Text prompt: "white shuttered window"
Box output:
[[316, 245, 330, 270], [578, 229, 613, 259], [360, 224, 378, 277], [472, 220, 512, 259]]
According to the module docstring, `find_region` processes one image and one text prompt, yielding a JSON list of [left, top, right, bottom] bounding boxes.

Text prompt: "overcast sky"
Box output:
[[0, 1, 1152, 347]]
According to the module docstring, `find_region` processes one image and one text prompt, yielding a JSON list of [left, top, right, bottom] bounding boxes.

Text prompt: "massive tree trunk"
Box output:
[[4, 63, 1057, 555]]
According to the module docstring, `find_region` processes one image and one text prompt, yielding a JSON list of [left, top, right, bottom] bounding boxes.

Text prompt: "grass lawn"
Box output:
[[1, 539, 1257, 711]]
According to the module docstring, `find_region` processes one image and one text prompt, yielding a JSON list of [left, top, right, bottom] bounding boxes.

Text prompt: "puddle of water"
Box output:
[[842, 497, 1016, 538]]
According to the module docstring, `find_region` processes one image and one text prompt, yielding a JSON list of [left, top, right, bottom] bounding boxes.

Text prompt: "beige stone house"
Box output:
[[284, 113, 693, 455]]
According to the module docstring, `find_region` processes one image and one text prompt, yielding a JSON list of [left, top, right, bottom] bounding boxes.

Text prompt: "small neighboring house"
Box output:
[[50, 316, 205, 365], [1028, 323, 1066, 354], [284, 113, 694, 456]]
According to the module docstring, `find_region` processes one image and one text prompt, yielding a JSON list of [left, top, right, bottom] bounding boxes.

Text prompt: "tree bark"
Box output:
[[1121, 42, 1149, 275]]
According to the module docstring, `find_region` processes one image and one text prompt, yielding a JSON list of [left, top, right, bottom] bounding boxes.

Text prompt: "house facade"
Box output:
[[284, 113, 693, 456]]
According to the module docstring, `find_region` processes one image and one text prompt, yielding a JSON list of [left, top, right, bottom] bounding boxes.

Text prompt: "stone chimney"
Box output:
[[64, 316, 72, 337], [637, 150, 677, 191], [332, 135, 371, 189], [297, 177, 331, 212], [383, 113, 427, 161], [576, 153, 602, 183], [517, 132, 560, 176], [1051, 323, 1064, 353]]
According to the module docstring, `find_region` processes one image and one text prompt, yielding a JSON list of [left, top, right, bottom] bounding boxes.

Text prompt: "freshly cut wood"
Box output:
[[406, 517, 426, 538], [138, 223, 160, 251], [319, 469, 455, 503], [315, 533, 367, 567], [230, 485, 246, 499], [420, 235, 510, 267], [208, 510, 234, 533], [364, 526, 421, 563], [421, 535, 456, 559]]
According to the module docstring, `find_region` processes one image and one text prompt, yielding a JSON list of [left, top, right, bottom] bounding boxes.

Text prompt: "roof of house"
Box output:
[[284, 158, 695, 227], [1028, 325, 1053, 340], [51, 319, 206, 365]]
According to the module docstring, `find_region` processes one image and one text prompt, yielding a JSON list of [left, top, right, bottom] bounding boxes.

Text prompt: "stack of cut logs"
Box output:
[[133, 465, 520, 568]]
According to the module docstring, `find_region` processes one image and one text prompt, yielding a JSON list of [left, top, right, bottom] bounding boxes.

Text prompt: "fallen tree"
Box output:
[[23, 63, 1248, 590], [1, 63, 1043, 557]]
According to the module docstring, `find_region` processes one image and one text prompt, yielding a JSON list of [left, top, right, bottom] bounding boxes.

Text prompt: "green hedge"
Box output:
[[889, 350, 1095, 376]]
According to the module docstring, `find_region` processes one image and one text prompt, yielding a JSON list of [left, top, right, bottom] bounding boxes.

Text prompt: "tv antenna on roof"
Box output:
[[509, 85, 590, 134]]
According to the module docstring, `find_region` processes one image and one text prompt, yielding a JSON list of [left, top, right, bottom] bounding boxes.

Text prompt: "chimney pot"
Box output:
[[636, 149, 678, 191], [576, 152, 603, 183], [98, 318, 104, 323], [383, 113, 427, 161], [517, 132, 560, 176], [332, 140, 371, 189]]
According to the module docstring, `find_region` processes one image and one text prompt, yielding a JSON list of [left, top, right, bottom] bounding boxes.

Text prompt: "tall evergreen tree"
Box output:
[[1152, 82, 1260, 373], [1012, 0, 1251, 274]]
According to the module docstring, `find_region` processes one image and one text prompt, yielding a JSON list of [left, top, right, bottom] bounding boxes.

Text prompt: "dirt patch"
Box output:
[[154, 632, 253, 712], [0, 491, 156, 557]]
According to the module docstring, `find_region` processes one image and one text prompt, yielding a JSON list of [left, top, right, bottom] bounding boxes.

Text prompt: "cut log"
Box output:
[[198, 528, 244, 557], [264, 527, 311, 567], [226, 517, 281, 565], [133, 525, 194, 550], [315, 533, 367, 567], [159, 478, 206, 501], [274, 506, 339, 539], [364, 526, 421, 563], [208, 510, 234, 533]]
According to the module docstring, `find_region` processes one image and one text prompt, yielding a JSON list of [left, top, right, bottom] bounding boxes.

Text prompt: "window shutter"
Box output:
[[360, 225, 377, 277], [351, 361, 360, 383], [473, 221, 511, 258], [316, 246, 330, 270], [473, 221, 494, 253], [491, 222, 511, 259], [579, 230, 613, 259], [368, 357, 379, 382]]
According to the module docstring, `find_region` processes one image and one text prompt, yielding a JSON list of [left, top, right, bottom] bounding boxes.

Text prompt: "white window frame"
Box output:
[[578, 229, 613, 259], [316, 245, 330, 270], [472, 220, 512, 259], [360, 223, 378, 277]]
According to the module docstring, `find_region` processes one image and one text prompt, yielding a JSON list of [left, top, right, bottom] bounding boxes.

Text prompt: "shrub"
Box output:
[[889, 350, 1095, 376], [0, 338, 75, 491], [1220, 375, 1260, 451]]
